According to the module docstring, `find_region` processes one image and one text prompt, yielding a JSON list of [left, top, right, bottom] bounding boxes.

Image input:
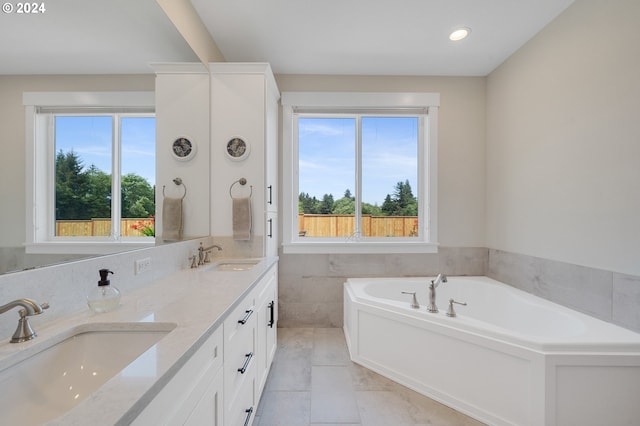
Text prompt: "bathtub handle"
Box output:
[[446, 299, 467, 317], [401, 291, 420, 309]]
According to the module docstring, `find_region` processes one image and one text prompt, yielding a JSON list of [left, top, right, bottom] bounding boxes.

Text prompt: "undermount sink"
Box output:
[[0, 322, 176, 425], [209, 259, 260, 271]]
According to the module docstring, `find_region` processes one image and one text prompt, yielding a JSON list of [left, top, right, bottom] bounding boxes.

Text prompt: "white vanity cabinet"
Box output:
[[131, 326, 224, 426], [210, 63, 280, 257], [223, 287, 257, 425], [131, 262, 278, 426]]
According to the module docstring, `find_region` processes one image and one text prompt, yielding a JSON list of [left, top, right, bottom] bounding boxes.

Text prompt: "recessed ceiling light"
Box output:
[[449, 27, 471, 41]]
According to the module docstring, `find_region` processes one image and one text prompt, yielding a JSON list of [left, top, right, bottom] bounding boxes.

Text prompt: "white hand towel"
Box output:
[[233, 197, 252, 241], [162, 197, 183, 241]]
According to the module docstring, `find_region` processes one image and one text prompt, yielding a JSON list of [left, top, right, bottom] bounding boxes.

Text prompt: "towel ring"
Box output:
[[230, 178, 253, 199], [163, 177, 187, 200]]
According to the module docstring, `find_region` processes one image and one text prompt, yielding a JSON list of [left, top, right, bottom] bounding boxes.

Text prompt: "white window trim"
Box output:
[[23, 92, 155, 255], [281, 92, 440, 254]]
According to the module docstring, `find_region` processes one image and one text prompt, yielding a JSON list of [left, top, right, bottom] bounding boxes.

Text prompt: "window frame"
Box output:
[[282, 92, 440, 254], [23, 92, 156, 254]]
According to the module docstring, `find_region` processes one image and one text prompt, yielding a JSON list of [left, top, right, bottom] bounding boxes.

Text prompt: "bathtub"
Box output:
[[343, 276, 640, 426]]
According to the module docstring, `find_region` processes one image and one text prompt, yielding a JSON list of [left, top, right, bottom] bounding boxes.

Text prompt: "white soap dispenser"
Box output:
[[87, 269, 121, 313]]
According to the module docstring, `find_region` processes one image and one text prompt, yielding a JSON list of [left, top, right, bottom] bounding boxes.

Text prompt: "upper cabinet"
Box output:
[[210, 63, 280, 257]]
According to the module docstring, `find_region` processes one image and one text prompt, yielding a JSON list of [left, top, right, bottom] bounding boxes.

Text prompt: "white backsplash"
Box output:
[[0, 238, 214, 339]]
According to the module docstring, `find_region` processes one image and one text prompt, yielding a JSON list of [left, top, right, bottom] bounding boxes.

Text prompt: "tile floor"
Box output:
[[254, 328, 485, 426]]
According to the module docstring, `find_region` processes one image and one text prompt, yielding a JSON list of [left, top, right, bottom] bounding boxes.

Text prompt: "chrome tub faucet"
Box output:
[[427, 273, 447, 313], [0, 298, 50, 343]]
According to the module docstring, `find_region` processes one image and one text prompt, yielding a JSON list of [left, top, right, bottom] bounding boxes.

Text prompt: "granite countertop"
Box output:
[[0, 256, 278, 426]]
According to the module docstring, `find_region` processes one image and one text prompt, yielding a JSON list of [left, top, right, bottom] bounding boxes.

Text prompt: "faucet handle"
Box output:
[[401, 291, 420, 309], [446, 299, 467, 317]]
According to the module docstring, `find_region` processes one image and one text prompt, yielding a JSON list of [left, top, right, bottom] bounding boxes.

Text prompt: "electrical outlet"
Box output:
[[135, 257, 152, 275]]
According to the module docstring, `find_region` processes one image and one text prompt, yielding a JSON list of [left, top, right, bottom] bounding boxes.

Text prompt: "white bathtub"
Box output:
[[343, 276, 640, 426]]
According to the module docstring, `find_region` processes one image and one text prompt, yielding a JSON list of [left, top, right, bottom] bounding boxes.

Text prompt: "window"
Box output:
[[282, 92, 440, 254], [24, 92, 156, 254]]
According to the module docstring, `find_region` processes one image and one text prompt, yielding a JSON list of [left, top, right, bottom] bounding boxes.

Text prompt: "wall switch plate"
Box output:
[[135, 257, 152, 275]]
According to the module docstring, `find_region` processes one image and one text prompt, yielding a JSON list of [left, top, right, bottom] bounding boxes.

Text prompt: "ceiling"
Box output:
[[0, 0, 574, 76], [0, 0, 198, 74], [192, 0, 574, 76]]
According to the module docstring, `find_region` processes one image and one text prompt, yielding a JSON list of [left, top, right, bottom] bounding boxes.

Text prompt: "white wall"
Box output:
[[154, 65, 211, 239], [210, 68, 267, 238], [486, 0, 640, 276]]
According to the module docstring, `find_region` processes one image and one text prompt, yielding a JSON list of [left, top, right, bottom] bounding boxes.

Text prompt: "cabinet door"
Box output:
[[255, 267, 278, 396], [131, 326, 223, 426], [184, 367, 223, 426]]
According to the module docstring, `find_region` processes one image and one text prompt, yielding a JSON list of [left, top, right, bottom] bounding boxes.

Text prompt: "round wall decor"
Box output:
[[171, 137, 196, 161], [226, 137, 250, 161]]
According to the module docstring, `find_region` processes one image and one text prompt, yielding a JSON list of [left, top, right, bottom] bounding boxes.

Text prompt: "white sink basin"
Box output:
[[209, 259, 260, 271], [0, 322, 176, 425]]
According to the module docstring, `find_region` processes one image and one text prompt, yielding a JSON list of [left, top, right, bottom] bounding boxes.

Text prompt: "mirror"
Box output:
[[0, 0, 203, 275]]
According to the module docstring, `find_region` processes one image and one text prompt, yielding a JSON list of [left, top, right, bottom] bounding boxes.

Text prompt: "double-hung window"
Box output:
[[23, 92, 156, 254], [282, 92, 440, 254]]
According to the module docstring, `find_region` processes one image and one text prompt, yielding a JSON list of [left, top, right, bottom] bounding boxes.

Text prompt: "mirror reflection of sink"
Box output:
[[207, 259, 260, 272], [0, 322, 176, 426]]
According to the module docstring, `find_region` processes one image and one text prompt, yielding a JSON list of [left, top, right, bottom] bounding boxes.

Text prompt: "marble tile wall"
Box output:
[[278, 246, 640, 333], [277, 247, 488, 328], [0, 237, 213, 338], [487, 249, 640, 333]]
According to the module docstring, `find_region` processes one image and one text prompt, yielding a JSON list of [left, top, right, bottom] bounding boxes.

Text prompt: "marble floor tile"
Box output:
[[255, 391, 311, 426], [311, 366, 360, 423], [312, 366, 354, 392], [312, 328, 351, 366], [259, 328, 485, 426], [266, 357, 312, 392]]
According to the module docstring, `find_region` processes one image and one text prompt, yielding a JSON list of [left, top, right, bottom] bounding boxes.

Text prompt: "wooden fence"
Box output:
[[56, 218, 155, 237], [298, 214, 418, 237]]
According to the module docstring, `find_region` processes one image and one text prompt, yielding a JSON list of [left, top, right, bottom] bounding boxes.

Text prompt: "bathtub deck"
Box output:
[[254, 327, 485, 426]]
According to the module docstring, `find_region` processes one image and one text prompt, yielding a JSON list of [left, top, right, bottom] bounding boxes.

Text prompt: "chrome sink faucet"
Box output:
[[427, 273, 447, 313], [0, 298, 50, 343], [198, 242, 223, 265]]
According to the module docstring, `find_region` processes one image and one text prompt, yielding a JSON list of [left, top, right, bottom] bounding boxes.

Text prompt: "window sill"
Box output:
[[282, 241, 439, 254], [25, 240, 155, 255]]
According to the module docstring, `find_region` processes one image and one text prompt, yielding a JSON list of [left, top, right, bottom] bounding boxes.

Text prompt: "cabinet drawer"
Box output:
[[224, 326, 255, 410], [224, 292, 256, 347], [255, 266, 276, 305], [226, 375, 256, 426], [132, 326, 223, 425]]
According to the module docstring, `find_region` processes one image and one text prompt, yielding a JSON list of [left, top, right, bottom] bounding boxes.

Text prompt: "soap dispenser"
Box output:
[[87, 269, 121, 313]]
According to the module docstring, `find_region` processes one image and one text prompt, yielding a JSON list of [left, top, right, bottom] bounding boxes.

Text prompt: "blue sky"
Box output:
[[298, 116, 418, 205], [55, 116, 156, 185]]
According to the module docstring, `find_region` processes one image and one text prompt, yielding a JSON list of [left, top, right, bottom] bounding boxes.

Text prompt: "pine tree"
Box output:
[[55, 150, 90, 220]]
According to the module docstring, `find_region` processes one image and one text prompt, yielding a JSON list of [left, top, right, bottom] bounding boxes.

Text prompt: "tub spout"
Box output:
[[428, 274, 447, 313]]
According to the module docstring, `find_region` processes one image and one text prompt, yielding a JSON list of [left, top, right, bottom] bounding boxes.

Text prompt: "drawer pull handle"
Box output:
[[267, 185, 273, 205], [268, 301, 275, 328], [243, 406, 254, 426], [267, 218, 273, 238], [238, 309, 254, 325], [238, 352, 253, 374]]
